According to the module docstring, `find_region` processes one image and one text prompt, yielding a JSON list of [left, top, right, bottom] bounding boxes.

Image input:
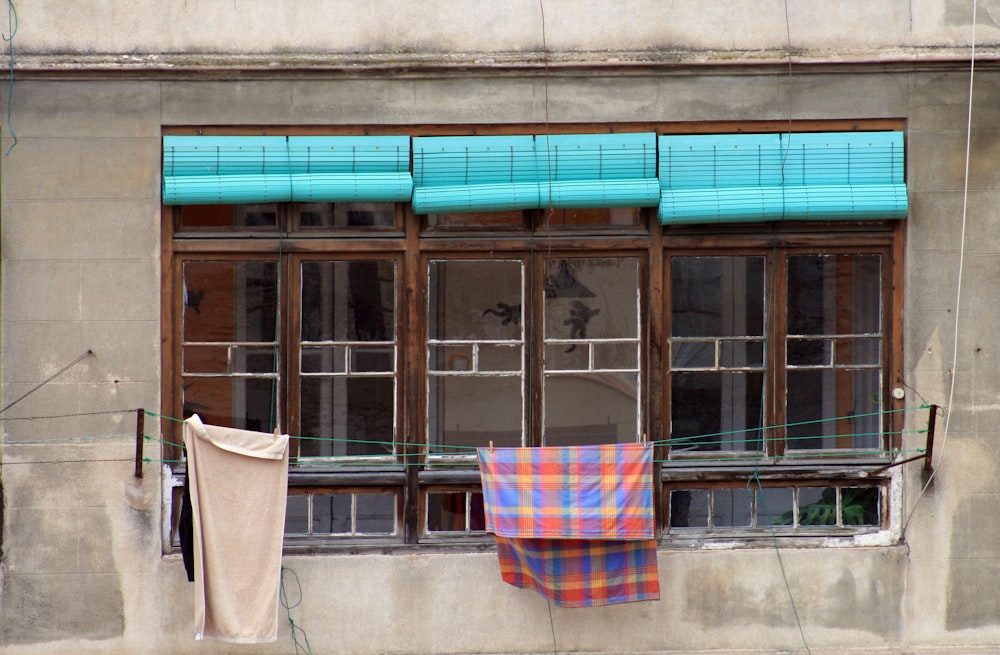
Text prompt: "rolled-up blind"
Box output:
[[657, 131, 907, 224], [163, 135, 413, 205], [412, 133, 660, 214]]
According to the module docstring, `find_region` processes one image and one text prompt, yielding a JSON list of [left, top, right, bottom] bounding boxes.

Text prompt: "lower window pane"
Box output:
[[796, 487, 838, 526], [313, 494, 354, 533], [712, 488, 753, 528], [426, 491, 486, 533], [544, 373, 639, 446], [181, 376, 277, 432], [355, 494, 397, 534], [670, 371, 764, 452], [757, 487, 794, 528], [285, 492, 397, 536], [785, 368, 882, 450], [285, 495, 310, 534], [670, 489, 709, 529], [842, 487, 880, 526], [427, 376, 523, 453], [299, 202, 395, 228], [299, 377, 394, 457]]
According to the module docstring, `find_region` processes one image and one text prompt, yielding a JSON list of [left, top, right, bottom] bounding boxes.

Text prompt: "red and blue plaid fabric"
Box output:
[[477, 443, 655, 540], [495, 537, 660, 608], [478, 443, 659, 607]]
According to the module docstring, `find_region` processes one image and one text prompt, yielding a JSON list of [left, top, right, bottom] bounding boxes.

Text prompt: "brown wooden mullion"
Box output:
[[403, 208, 423, 544], [162, 206, 181, 460], [770, 250, 788, 459], [888, 221, 906, 453], [528, 249, 544, 447], [284, 251, 302, 460], [834, 256, 856, 450]]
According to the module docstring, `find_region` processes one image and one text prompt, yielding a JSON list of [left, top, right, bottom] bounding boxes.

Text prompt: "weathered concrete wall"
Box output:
[[8, 0, 1000, 59], [1, 60, 1000, 654], [4, 1, 1000, 650]]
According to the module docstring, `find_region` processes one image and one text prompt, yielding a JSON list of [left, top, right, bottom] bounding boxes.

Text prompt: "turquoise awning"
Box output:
[[412, 133, 660, 214], [657, 131, 907, 224], [162, 136, 413, 205]]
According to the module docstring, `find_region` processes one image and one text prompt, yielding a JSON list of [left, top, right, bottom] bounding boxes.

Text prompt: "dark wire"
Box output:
[[3, 0, 15, 155], [280, 566, 315, 655], [0, 350, 93, 415]]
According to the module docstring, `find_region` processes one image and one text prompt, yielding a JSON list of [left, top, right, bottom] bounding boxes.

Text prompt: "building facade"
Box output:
[[2, 1, 1000, 653]]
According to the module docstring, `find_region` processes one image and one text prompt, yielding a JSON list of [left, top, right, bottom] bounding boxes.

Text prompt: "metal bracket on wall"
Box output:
[[870, 404, 938, 475]]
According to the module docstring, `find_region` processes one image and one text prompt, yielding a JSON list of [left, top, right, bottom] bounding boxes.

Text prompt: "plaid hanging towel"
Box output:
[[478, 443, 659, 607]]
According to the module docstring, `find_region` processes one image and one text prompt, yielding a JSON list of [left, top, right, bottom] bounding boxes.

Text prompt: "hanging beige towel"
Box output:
[[183, 414, 289, 643]]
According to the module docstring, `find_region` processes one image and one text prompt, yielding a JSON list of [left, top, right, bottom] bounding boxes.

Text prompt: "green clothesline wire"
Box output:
[[144, 403, 934, 456], [139, 448, 930, 468], [660, 404, 931, 448]]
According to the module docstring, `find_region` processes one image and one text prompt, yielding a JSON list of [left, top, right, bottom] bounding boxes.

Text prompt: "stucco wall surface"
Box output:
[[2, 15, 1000, 655], [8, 0, 1000, 59]]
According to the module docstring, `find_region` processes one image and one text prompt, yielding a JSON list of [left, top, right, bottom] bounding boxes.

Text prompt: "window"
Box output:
[[667, 248, 888, 457], [163, 128, 904, 549]]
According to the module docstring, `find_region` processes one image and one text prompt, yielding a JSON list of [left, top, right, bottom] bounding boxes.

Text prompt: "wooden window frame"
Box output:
[[161, 121, 905, 549]]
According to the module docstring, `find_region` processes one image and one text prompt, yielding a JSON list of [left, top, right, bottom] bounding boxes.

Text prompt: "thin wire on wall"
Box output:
[[903, 0, 977, 534], [3, 0, 15, 155]]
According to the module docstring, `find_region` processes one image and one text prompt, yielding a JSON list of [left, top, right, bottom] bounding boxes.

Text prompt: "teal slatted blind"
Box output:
[[162, 136, 413, 205], [657, 131, 907, 224], [411, 133, 660, 214]]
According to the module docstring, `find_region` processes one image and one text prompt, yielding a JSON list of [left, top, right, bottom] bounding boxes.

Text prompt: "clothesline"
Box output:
[[1, 405, 935, 468], [145, 404, 933, 450]]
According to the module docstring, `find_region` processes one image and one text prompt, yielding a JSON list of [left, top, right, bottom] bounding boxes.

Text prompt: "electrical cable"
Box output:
[[902, 0, 977, 535], [3, 0, 15, 155], [0, 350, 94, 415], [749, 469, 812, 654]]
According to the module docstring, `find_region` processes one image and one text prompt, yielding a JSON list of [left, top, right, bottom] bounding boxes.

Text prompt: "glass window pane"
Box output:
[[301, 346, 347, 374], [545, 343, 590, 371], [671, 342, 715, 368], [757, 487, 794, 528], [429, 260, 523, 341], [229, 346, 277, 374], [313, 494, 353, 534], [670, 371, 764, 452], [284, 495, 309, 534], [300, 202, 394, 228], [544, 258, 639, 340], [542, 207, 640, 227], [425, 210, 524, 228], [428, 344, 474, 372], [712, 488, 752, 528], [787, 338, 832, 367], [719, 340, 764, 368], [183, 261, 278, 343], [842, 487, 880, 526], [183, 345, 229, 374], [177, 204, 278, 229], [544, 373, 639, 446], [835, 337, 881, 366], [670, 489, 709, 528], [299, 377, 394, 457], [797, 487, 838, 526], [593, 341, 639, 370], [428, 376, 522, 452], [787, 254, 881, 336], [427, 492, 472, 532], [478, 344, 522, 372], [356, 494, 397, 534], [671, 257, 765, 338], [350, 346, 394, 373], [181, 376, 277, 432], [786, 368, 882, 450], [302, 260, 395, 342]]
